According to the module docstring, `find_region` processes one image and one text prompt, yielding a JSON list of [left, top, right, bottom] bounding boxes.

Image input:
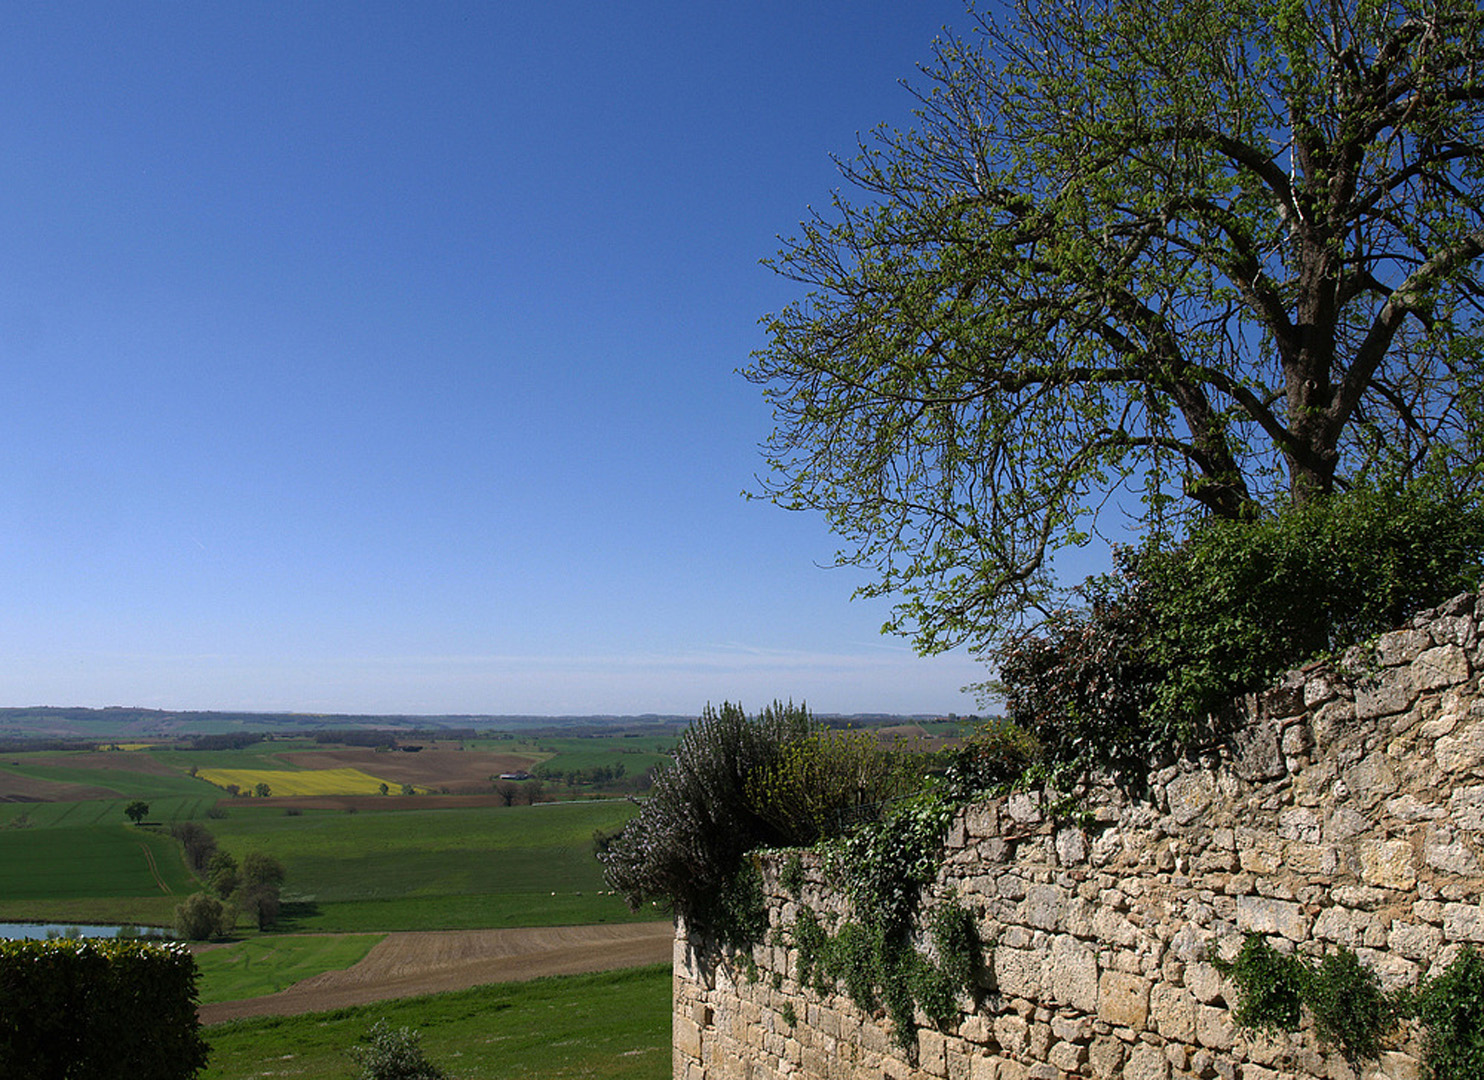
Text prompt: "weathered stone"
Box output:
[[1278, 806, 1323, 843], [1360, 838, 1417, 890], [1232, 720, 1287, 781], [1097, 970, 1149, 1028], [1260, 682, 1306, 719], [1376, 629, 1429, 666], [995, 947, 1042, 999], [1054, 826, 1087, 866], [1166, 771, 1216, 826], [1282, 722, 1313, 757], [994, 1013, 1030, 1056], [1343, 753, 1399, 809], [1047, 1040, 1087, 1073], [1375, 1050, 1423, 1080], [1354, 669, 1417, 720], [1416, 644, 1471, 691], [1444, 902, 1484, 942], [1149, 983, 1195, 1042], [1044, 933, 1099, 1015], [1431, 614, 1478, 649], [1022, 884, 1062, 931], [1006, 792, 1041, 823], [1237, 895, 1310, 941], [1450, 785, 1484, 831], [1390, 920, 1443, 960], [1088, 1037, 1125, 1078], [1437, 722, 1484, 773], [1195, 1003, 1235, 1050], [1122, 1042, 1170, 1080], [676, 1016, 703, 1059], [1426, 826, 1481, 874]]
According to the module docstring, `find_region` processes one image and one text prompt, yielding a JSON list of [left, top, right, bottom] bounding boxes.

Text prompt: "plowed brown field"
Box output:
[[197, 922, 673, 1024], [0, 773, 119, 802]]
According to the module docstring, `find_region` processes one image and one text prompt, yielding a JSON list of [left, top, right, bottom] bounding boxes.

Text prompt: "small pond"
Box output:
[[0, 922, 169, 941]]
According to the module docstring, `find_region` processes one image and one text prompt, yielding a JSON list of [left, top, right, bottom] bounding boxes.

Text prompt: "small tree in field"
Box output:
[[124, 800, 149, 825], [173, 892, 235, 941], [234, 851, 286, 929]]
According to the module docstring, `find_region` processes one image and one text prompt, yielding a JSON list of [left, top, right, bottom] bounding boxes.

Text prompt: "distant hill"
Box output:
[[0, 706, 956, 742]]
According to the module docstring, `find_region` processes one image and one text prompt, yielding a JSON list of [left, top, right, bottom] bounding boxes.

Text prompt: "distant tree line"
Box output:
[[180, 732, 265, 752]]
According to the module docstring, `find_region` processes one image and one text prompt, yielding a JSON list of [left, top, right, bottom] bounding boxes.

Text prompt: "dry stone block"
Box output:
[[1055, 826, 1086, 865], [1343, 754, 1399, 809], [1238, 895, 1309, 941], [1097, 970, 1150, 1028], [1377, 629, 1429, 666], [1195, 1004, 1235, 1050], [1022, 884, 1062, 931], [1443, 902, 1484, 942], [1450, 785, 1484, 831], [1437, 722, 1484, 773], [676, 1016, 703, 1060], [1360, 838, 1416, 890], [1045, 933, 1099, 1014], [1233, 720, 1286, 781], [1416, 644, 1470, 690], [1426, 827, 1481, 874], [1149, 983, 1196, 1042], [1355, 669, 1417, 720], [995, 948, 1042, 1000], [1122, 1043, 1170, 1080]]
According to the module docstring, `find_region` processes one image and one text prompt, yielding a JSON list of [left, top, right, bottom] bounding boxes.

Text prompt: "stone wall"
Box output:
[[673, 592, 1484, 1080]]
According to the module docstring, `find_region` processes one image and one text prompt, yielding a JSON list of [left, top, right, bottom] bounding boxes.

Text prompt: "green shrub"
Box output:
[[995, 480, 1484, 784], [0, 938, 209, 1080], [1307, 946, 1397, 1064], [746, 727, 925, 845], [348, 1020, 446, 1080], [598, 701, 810, 939], [1136, 480, 1484, 730], [939, 720, 1043, 799], [1416, 946, 1484, 1080], [1216, 934, 1307, 1034]]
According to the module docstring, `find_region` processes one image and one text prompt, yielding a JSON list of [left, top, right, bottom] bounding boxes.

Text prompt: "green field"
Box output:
[[0, 824, 195, 899], [199, 964, 671, 1080], [195, 934, 385, 1003], [0, 760, 220, 799], [207, 801, 643, 931], [0, 782, 647, 931]]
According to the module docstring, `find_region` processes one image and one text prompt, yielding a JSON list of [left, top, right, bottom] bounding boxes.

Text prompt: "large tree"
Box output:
[[746, 0, 1484, 655]]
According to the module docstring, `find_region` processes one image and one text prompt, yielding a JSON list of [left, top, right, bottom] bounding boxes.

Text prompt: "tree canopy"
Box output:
[[746, 0, 1484, 656]]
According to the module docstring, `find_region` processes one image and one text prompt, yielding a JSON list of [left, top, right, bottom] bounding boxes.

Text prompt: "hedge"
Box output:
[[0, 938, 209, 1079]]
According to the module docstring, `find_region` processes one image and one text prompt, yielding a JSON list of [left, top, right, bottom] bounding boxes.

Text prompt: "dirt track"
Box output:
[[198, 922, 673, 1025]]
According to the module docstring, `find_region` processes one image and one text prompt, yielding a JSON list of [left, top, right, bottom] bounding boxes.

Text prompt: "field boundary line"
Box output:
[[140, 842, 171, 894]]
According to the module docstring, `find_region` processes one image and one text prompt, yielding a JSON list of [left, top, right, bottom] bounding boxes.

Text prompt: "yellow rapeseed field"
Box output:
[[196, 767, 414, 796]]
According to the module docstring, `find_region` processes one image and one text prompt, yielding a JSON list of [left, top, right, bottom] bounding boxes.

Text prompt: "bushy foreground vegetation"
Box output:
[[994, 480, 1484, 788], [1220, 935, 1484, 1078], [0, 938, 207, 1080]]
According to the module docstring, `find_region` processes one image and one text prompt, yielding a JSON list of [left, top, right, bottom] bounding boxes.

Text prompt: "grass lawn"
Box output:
[[194, 934, 385, 1003], [199, 963, 671, 1080]]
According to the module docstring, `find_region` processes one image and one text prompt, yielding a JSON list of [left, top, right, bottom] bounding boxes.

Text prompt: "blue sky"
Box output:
[[0, 1, 1015, 717]]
